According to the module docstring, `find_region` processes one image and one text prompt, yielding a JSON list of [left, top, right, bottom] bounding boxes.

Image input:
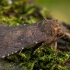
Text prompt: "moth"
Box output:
[[0, 19, 63, 58]]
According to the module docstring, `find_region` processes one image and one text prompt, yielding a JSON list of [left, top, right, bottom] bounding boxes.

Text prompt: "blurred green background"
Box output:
[[35, 0, 70, 24]]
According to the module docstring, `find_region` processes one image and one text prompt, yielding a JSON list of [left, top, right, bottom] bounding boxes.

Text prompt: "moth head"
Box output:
[[52, 19, 64, 38], [39, 19, 64, 41]]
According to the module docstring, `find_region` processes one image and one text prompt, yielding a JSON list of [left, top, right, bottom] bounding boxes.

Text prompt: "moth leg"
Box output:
[[50, 41, 57, 61], [33, 47, 40, 54], [33, 42, 44, 54], [19, 49, 23, 54], [19, 47, 25, 54], [54, 41, 57, 52], [53, 41, 57, 62]]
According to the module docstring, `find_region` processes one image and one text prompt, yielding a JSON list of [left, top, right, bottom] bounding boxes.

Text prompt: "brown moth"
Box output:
[[0, 19, 63, 58]]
